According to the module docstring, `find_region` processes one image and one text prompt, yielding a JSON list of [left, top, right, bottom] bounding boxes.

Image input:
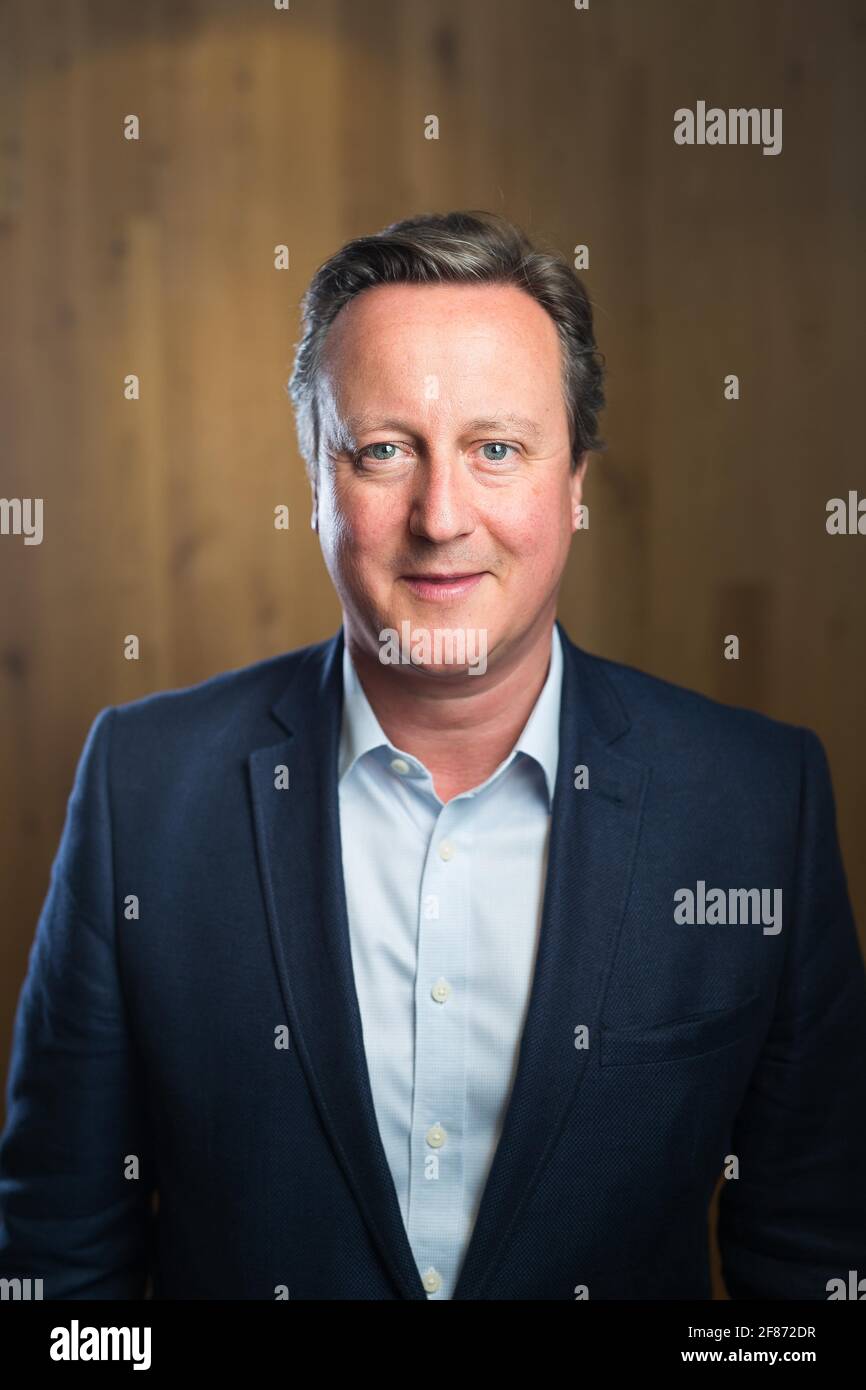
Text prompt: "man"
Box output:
[[1, 210, 864, 1300]]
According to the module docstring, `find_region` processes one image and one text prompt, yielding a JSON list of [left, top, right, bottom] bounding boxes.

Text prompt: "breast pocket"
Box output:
[[599, 991, 763, 1067]]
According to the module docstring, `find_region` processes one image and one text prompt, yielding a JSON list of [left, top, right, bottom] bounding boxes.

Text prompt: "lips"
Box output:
[[400, 572, 485, 601]]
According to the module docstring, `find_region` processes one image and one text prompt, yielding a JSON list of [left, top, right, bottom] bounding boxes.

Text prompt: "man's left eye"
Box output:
[[479, 442, 515, 462]]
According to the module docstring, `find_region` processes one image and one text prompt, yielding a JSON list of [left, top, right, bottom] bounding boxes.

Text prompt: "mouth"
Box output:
[[400, 572, 486, 601]]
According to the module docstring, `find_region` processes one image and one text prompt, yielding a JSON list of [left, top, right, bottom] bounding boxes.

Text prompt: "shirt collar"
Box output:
[[338, 623, 563, 805]]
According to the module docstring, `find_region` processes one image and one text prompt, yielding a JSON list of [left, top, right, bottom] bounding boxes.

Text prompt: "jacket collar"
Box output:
[[268, 618, 631, 747]]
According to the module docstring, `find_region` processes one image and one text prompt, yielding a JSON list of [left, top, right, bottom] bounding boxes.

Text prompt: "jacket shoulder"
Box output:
[[574, 643, 814, 771], [106, 636, 334, 746]]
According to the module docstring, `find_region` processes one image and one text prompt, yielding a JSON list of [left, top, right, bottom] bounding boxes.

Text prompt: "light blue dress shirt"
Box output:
[[337, 623, 563, 1299]]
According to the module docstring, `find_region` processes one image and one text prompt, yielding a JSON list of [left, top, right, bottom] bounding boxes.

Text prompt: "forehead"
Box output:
[[318, 281, 565, 414]]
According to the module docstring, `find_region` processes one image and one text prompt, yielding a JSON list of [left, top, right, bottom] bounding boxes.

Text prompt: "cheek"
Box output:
[[328, 482, 401, 566], [327, 476, 378, 534], [489, 488, 572, 570], [354, 499, 399, 550]]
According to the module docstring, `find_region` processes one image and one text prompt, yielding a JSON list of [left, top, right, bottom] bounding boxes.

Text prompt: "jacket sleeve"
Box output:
[[0, 707, 156, 1298], [718, 727, 866, 1298]]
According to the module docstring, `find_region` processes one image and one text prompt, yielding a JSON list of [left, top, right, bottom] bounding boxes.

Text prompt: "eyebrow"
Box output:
[[341, 412, 545, 442]]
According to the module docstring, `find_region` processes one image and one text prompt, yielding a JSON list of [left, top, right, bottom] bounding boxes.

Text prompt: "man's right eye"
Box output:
[[355, 443, 405, 463]]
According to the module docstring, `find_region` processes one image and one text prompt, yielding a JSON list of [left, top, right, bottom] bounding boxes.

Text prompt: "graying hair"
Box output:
[[287, 209, 607, 480]]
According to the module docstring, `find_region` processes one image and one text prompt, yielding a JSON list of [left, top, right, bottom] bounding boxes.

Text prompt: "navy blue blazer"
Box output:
[[1, 621, 865, 1300]]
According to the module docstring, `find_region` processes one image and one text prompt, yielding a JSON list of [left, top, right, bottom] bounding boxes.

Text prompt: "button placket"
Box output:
[[406, 803, 471, 1298]]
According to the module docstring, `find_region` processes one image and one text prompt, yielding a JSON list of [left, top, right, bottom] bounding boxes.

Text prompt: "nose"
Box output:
[[408, 453, 475, 545]]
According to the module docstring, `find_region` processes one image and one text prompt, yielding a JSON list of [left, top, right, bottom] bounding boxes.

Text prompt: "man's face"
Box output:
[[312, 281, 587, 676]]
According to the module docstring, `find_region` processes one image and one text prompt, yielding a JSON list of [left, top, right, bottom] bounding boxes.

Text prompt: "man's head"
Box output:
[[287, 211, 606, 680]]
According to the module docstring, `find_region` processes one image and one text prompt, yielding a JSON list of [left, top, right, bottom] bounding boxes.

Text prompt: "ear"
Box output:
[[310, 469, 319, 533], [569, 453, 590, 530]]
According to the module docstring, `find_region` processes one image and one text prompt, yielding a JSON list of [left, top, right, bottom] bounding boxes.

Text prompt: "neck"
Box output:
[[345, 613, 557, 801]]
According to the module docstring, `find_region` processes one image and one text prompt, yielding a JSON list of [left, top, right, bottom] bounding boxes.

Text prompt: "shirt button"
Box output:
[[422, 1268, 442, 1294], [431, 978, 451, 1004], [438, 840, 454, 861], [426, 1123, 447, 1148], [390, 757, 410, 776]]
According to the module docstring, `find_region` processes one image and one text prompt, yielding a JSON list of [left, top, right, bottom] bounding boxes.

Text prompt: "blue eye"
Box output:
[[362, 443, 400, 461], [480, 442, 514, 462]]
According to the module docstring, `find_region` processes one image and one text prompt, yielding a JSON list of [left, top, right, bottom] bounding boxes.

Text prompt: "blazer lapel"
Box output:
[[452, 622, 650, 1298], [248, 622, 650, 1302], [248, 629, 427, 1300]]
